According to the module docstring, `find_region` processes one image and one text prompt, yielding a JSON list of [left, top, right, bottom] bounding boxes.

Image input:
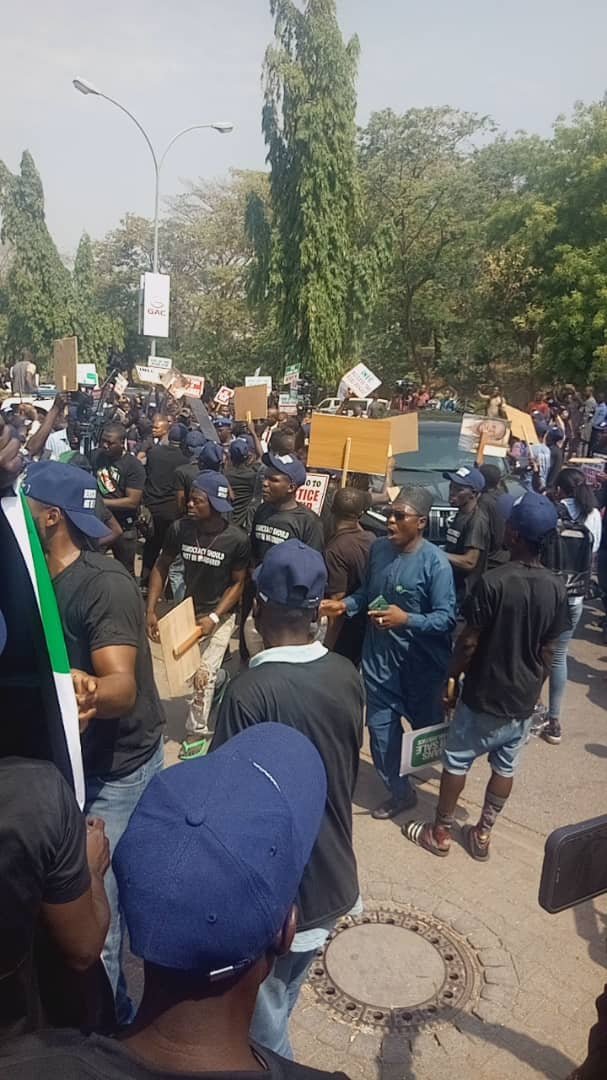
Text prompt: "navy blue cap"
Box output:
[[508, 492, 558, 542], [229, 437, 251, 465], [496, 493, 517, 522], [198, 442, 224, 471], [192, 471, 233, 513], [546, 427, 563, 446], [114, 723, 327, 975], [22, 461, 111, 540], [262, 451, 307, 488], [533, 417, 548, 437], [186, 430, 207, 452], [254, 539, 327, 609], [213, 416, 233, 429], [443, 466, 486, 493], [169, 423, 188, 443]]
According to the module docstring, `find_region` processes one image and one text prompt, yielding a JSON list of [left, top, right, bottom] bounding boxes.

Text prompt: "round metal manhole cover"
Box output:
[[309, 908, 477, 1032]]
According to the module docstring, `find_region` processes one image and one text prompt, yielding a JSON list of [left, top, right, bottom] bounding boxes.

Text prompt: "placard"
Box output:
[[53, 336, 79, 392], [157, 598, 200, 697], [283, 363, 300, 387], [278, 392, 298, 416], [114, 373, 128, 396], [294, 473, 329, 516], [134, 365, 175, 388], [234, 384, 268, 421], [147, 354, 172, 371], [245, 376, 272, 394], [171, 373, 205, 399], [504, 404, 539, 446], [142, 272, 170, 338], [76, 364, 98, 388], [342, 362, 381, 398], [307, 412, 418, 475], [400, 721, 450, 775], [214, 386, 234, 407], [458, 413, 510, 456]]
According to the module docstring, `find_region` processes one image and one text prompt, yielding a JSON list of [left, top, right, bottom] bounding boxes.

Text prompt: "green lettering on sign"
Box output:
[[410, 725, 449, 769]]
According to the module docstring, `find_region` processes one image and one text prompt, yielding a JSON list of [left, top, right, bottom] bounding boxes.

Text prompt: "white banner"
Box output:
[[76, 364, 98, 387], [135, 364, 175, 388], [245, 376, 273, 394], [342, 362, 381, 398], [142, 272, 170, 338], [147, 354, 172, 371], [294, 473, 329, 516]]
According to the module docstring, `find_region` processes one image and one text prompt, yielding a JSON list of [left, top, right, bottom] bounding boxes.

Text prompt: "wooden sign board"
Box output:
[[504, 404, 539, 446], [157, 598, 200, 697], [308, 412, 418, 475], [234, 384, 268, 421], [53, 336, 78, 392]]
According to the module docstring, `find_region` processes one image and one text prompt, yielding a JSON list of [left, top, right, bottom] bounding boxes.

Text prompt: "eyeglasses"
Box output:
[[389, 509, 421, 522]]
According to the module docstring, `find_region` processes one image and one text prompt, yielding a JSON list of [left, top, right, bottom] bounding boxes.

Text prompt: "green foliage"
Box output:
[[73, 232, 124, 367]]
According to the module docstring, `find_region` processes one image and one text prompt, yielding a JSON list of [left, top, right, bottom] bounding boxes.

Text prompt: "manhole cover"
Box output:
[[309, 908, 477, 1032]]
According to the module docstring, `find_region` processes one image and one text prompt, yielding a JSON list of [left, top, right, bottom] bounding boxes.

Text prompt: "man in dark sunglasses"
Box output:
[[321, 487, 456, 820]]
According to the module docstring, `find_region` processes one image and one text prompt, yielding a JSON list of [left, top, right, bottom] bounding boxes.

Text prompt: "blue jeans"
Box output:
[[548, 596, 583, 720], [366, 698, 416, 801], [443, 701, 533, 778], [250, 949, 316, 1058], [85, 738, 164, 1023]]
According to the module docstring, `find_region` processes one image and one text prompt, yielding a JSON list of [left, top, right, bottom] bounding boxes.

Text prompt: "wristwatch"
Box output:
[[208, 612, 220, 626]]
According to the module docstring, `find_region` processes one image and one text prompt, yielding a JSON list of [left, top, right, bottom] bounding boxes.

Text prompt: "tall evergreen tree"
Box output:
[[73, 231, 123, 365]]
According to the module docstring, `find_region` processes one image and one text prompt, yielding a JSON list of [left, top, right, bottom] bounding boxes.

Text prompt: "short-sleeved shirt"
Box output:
[[91, 451, 145, 529], [445, 506, 491, 597], [224, 462, 260, 528], [162, 519, 251, 616], [173, 462, 200, 507], [0, 759, 90, 1038], [52, 552, 165, 779], [324, 527, 374, 596], [461, 561, 570, 719], [251, 502, 325, 564], [144, 444, 190, 514]]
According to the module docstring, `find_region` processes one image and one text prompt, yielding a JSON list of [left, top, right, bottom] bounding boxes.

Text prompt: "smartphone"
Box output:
[[368, 595, 390, 612], [539, 815, 607, 914]]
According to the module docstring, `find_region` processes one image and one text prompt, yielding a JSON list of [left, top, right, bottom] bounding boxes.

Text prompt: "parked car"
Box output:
[[315, 396, 390, 416], [361, 417, 524, 543]]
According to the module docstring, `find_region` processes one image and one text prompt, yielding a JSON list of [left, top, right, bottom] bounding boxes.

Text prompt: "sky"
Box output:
[[2, 0, 606, 254]]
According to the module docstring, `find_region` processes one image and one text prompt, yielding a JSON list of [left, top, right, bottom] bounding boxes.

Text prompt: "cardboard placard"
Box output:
[[234, 384, 268, 421], [504, 404, 539, 446], [53, 336, 78, 392], [458, 413, 510, 457], [400, 721, 450, 775], [294, 473, 329, 516], [342, 361, 381, 398], [307, 412, 418, 475], [157, 598, 200, 697]]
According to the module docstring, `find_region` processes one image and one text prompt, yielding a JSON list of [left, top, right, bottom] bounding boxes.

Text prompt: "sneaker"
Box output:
[[529, 703, 548, 737], [542, 718, 562, 745]]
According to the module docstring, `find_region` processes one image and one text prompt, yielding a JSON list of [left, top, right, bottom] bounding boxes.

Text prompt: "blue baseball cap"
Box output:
[[186, 430, 207, 453], [192, 471, 232, 513], [22, 461, 111, 540], [262, 451, 307, 488], [443, 466, 486, 493], [229, 437, 251, 465], [254, 539, 327, 609], [533, 416, 548, 437], [198, 442, 224, 471], [546, 427, 563, 446], [169, 423, 188, 444], [508, 492, 558, 542], [114, 723, 327, 975], [213, 416, 233, 429]]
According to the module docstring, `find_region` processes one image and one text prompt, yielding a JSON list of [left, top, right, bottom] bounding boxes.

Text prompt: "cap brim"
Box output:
[[65, 509, 113, 541], [207, 494, 233, 513]]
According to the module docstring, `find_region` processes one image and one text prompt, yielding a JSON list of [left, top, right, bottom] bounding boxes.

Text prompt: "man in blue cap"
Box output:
[[404, 492, 569, 860], [0, 726, 347, 1080], [23, 460, 165, 1020], [444, 465, 491, 603], [147, 471, 250, 760], [213, 415, 234, 462], [213, 540, 363, 1056], [225, 436, 260, 529], [251, 451, 324, 564]]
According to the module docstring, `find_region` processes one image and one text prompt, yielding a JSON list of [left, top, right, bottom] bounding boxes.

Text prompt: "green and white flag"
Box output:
[[1, 490, 84, 807]]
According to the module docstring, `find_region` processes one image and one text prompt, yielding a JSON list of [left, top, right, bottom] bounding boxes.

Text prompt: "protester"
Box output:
[[91, 422, 146, 575], [63, 451, 123, 551], [367, 391, 388, 419], [479, 385, 506, 419], [444, 466, 491, 602], [213, 416, 234, 460], [528, 419, 551, 490], [225, 436, 260, 529], [24, 394, 70, 461], [322, 488, 455, 819], [141, 422, 190, 589], [147, 472, 250, 760], [580, 386, 597, 456], [404, 492, 569, 859], [23, 460, 165, 1020], [212, 541, 363, 1056], [589, 391, 607, 455], [0, 726, 350, 1080], [545, 427, 565, 489], [323, 487, 373, 665], [478, 464, 508, 568], [0, 759, 110, 1039], [9, 355, 38, 396], [528, 390, 550, 419], [251, 452, 324, 563]]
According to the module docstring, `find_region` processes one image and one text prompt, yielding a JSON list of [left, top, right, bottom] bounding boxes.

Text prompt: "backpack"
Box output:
[[541, 507, 593, 598]]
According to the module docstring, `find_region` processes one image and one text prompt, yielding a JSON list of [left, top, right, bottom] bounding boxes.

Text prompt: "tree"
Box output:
[[73, 232, 123, 366], [92, 214, 153, 367], [0, 151, 76, 365], [252, 0, 368, 384]]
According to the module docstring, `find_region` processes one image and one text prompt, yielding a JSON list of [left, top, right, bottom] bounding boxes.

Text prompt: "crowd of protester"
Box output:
[[0, 372, 606, 1080]]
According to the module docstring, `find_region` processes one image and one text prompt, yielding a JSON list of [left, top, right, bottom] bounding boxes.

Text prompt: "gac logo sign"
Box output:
[[147, 298, 167, 317]]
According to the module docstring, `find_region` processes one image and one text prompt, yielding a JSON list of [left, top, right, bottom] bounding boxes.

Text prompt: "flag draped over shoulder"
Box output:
[[0, 490, 84, 807]]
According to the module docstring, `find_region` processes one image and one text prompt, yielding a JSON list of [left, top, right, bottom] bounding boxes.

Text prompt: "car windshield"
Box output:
[[394, 420, 506, 505]]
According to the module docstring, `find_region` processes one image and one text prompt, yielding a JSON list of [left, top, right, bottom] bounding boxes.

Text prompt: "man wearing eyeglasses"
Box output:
[[322, 487, 456, 820]]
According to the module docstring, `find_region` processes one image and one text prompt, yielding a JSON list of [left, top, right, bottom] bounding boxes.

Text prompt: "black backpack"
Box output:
[[541, 508, 593, 598]]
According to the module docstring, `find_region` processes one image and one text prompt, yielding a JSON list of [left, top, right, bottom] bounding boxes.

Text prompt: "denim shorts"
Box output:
[[442, 701, 533, 778]]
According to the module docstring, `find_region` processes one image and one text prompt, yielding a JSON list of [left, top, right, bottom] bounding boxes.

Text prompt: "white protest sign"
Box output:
[[147, 354, 172, 371], [245, 376, 273, 394], [171, 373, 205, 399], [342, 362, 381, 398], [142, 272, 170, 338], [214, 385, 234, 406], [76, 364, 98, 387], [278, 391, 298, 416], [114, 373, 128, 396], [294, 472, 329, 516], [400, 721, 450, 776], [283, 363, 300, 387], [135, 365, 175, 388]]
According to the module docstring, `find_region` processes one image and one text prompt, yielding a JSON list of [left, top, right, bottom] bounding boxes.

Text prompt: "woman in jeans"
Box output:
[[542, 468, 601, 744]]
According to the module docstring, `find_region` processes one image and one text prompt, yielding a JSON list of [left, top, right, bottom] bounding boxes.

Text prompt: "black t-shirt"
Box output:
[[224, 462, 260, 529], [91, 451, 145, 529], [251, 502, 325, 565], [212, 651, 363, 930], [174, 462, 200, 507], [478, 490, 507, 568], [162, 519, 251, 616], [324, 527, 374, 596], [547, 444, 564, 489], [0, 1030, 350, 1080], [52, 552, 165, 779], [461, 560, 570, 719], [144, 445, 190, 513], [445, 505, 491, 596], [0, 759, 89, 1039]]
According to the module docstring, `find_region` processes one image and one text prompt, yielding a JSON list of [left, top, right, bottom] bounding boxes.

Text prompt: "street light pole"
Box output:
[[72, 78, 233, 355]]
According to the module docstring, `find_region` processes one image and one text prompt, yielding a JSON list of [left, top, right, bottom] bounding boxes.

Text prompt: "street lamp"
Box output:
[[72, 77, 233, 354]]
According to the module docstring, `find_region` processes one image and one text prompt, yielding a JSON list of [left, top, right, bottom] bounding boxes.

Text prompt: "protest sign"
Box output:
[[53, 337, 78, 392], [147, 354, 172, 371], [342, 362, 381, 398], [504, 404, 539, 446], [283, 363, 300, 387], [76, 364, 98, 388], [134, 365, 175, 388], [114, 373, 128, 396], [171, 373, 205, 399], [294, 473, 329, 516], [234, 384, 268, 421], [458, 413, 510, 458], [214, 386, 234, 407], [278, 392, 298, 416], [245, 376, 272, 394], [307, 412, 418, 477], [400, 721, 450, 775]]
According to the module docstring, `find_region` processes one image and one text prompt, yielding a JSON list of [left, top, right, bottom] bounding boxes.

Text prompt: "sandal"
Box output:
[[462, 824, 491, 862], [402, 820, 450, 857], [178, 738, 211, 761]]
